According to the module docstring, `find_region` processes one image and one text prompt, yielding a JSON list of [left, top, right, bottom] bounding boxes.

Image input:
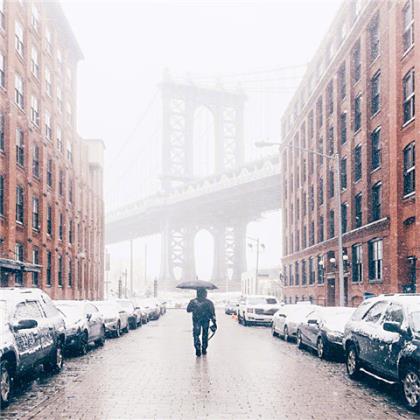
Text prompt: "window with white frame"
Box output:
[[403, 142, 415, 195], [403, 0, 414, 53], [368, 238, 383, 281], [66, 101, 72, 123], [16, 185, 24, 223], [0, 53, 4, 88], [16, 128, 24, 166], [31, 95, 39, 126], [57, 49, 62, 68], [66, 140, 73, 162], [15, 21, 24, 57], [15, 73, 24, 109], [57, 86, 62, 112], [403, 68, 415, 123], [45, 66, 52, 96], [45, 27, 52, 54], [57, 126, 63, 152], [45, 110, 52, 140], [0, 0, 5, 30], [31, 47, 39, 78], [32, 144, 40, 177], [31, 4, 39, 32], [352, 244, 363, 283], [0, 113, 4, 150], [32, 196, 39, 230]]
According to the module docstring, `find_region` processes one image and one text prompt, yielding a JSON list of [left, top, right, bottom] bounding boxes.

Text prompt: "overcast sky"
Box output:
[[61, 0, 342, 289]]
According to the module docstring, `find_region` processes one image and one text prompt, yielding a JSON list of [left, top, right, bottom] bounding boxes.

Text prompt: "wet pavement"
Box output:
[[1, 309, 418, 419]]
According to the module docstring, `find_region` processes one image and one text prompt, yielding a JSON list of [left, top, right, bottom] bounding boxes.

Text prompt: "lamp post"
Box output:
[[247, 236, 265, 294], [256, 140, 346, 307]]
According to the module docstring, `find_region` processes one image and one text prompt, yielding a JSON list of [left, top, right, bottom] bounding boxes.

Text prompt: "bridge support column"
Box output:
[[211, 226, 227, 285], [182, 226, 196, 281], [232, 221, 247, 287]]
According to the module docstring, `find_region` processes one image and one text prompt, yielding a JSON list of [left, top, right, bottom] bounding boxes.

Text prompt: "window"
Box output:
[[403, 69, 415, 123], [57, 126, 63, 151], [59, 170, 64, 196], [0, 0, 4, 30], [45, 67, 52, 97], [0, 113, 4, 151], [15, 21, 24, 57], [354, 144, 362, 182], [300, 260, 307, 285], [370, 72, 380, 115], [369, 14, 380, 61], [46, 251, 52, 286], [318, 216, 324, 242], [403, 142, 415, 195], [340, 112, 347, 144], [341, 157, 347, 190], [352, 40, 361, 83], [31, 47, 39, 78], [354, 94, 362, 132], [341, 202, 348, 233], [368, 238, 383, 281], [302, 192, 307, 216], [67, 141, 73, 162], [317, 255, 324, 285], [295, 261, 300, 286], [0, 53, 5, 88], [69, 220, 73, 243], [363, 301, 388, 323], [66, 102, 72, 124], [371, 182, 382, 221], [302, 225, 307, 248], [31, 96, 39, 126], [327, 126, 334, 155], [309, 185, 314, 211], [58, 255, 63, 287], [383, 303, 404, 324], [354, 192, 363, 228], [338, 62, 346, 100], [45, 27, 52, 54], [308, 111, 314, 138], [327, 81, 333, 115], [32, 197, 39, 230], [0, 175, 3, 215], [309, 257, 315, 285], [59, 213, 63, 240], [32, 247, 39, 286], [328, 170, 334, 198], [31, 4, 40, 32], [15, 73, 24, 109], [316, 96, 323, 128], [16, 128, 25, 166], [289, 264, 294, 286], [403, 0, 414, 53], [15, 301, 44, 319], [319, 177, 324, 205], [45, 111, 52, 140], [68, 257, 73, 287], [16, 185, 24, 223], [328, 209, 335, 238], [47, 159, 53, 187], [370, 127, 382, 170], [32, 145, 40, 178], [57, 86, 63, 112], [352, 244, 363, 283], [309, 221, 315, 246], [47, 205, 52, 235]]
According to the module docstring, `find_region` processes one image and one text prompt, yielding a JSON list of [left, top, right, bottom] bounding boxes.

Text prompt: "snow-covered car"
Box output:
[[343, 294, 420, 410], [138, 298, 161, 321], [116, 299, 140, 329], [237, 295, 281, 326], [93, 300, 129, 337], [225, 300, 239, 315], [272, 303, 316, 341], [296, 306, 355, 359], [0, 288, 65, 407], [55, 300, 106, 355]]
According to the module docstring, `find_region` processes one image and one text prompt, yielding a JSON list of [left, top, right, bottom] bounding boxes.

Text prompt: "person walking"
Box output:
[[186, 288, 217, 357]]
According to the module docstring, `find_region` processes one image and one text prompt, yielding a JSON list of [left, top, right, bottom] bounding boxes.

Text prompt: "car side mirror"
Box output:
[[307, 319, 318, 325], [86, 313, 92, 321], [13, 319, 38, 331], [383, 321, 402, 334]]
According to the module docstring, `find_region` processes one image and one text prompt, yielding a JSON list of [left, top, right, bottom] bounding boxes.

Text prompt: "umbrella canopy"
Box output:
[[176, 280, 218, 290]]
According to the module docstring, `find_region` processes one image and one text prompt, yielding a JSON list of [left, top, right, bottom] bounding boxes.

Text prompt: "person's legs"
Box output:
[[201, 320, 209, 354], [193, 321, 202, 356]]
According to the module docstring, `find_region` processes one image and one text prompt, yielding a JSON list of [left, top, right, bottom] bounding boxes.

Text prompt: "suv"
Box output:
[[0, 288, 66, 407], [343, 294, 420, 410], [237, 295, 281, 326]]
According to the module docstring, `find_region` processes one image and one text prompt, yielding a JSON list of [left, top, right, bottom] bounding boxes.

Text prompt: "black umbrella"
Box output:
[[176, 280, 218, 290]]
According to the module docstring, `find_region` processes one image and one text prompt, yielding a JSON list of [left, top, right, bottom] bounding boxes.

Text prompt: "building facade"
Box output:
[[280, 0, 419, 306], [0, 1, 104, 300]]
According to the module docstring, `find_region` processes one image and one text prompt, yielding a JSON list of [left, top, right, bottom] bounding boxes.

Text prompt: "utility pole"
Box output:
[[144, 244, 148, 289], [118, 276, 122, 299], [129, 239, 134, 296], [123, 268, 128, 298]]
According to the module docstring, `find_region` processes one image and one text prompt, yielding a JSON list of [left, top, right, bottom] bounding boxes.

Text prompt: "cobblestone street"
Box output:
[[1, 310, 417, 419]]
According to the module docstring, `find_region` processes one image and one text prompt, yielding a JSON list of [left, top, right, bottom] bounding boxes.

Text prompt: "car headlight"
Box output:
[[326, 331, 343, 343]]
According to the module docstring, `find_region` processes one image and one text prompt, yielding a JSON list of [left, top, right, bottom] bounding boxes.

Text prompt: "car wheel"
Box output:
[[401, 364, 420, 410], [283, 326, 289, 342], [44, 342, 64, 373], [243, 316, 248, 326], [79, 332, 88, 355], [296, 330, 303, 349], [96, 326, 106, 347], [316, 337, 325, 359], [123, 324, 129, 333], [0, 360, 12, 408], [272, 325, 278, 337], [346, 344, 360, 379], [115, 322, 121, 338]]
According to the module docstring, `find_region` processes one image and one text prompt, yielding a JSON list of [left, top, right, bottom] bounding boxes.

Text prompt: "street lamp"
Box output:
[[256, 140, 346, 307], [247, 236, 265, 294]]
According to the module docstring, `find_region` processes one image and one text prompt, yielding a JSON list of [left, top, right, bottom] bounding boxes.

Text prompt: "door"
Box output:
[[86, 303, 100, 340], [327, 278, 336, 306], [12, 301, 43, 371], [305, 310, 321, 347]]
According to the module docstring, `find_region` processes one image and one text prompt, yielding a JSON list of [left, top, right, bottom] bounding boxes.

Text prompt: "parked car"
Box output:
[[133, 299, 149, 324], [116, 299, 139, 329], [138, 298, 161, 321], [225, 299, 239, 315], [343, 294, 420, 410], [93, 301, 129, 337], [237, 295, 281, 326], [296, 306, 355, 359], [272, 303, 316, 341], [0, 288, 65, 408], [55, 300, 106, 355]]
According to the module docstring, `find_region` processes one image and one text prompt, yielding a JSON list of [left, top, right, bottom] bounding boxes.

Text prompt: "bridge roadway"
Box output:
[[106, 155, 282, 244]]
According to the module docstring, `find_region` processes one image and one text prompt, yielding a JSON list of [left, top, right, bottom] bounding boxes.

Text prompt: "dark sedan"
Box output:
[[296, 306, 355, 359]]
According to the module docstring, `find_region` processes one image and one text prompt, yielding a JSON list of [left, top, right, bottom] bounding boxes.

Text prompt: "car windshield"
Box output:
[[248, 297, 277, 305], [118, 301, 134, 311], [322, 308, 355, 331], [95, 302, 117, 316], [56, 303, 83, 318]]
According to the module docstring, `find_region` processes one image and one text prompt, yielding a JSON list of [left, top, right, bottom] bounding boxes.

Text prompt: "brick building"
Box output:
[[280, 0, 419, 306], [0, 1, 104, 300]]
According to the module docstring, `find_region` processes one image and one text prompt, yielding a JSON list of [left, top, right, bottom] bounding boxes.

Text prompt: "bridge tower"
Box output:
[[159, 75, 247, 288]]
